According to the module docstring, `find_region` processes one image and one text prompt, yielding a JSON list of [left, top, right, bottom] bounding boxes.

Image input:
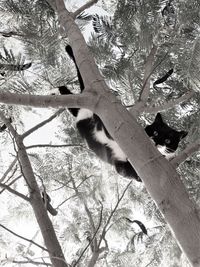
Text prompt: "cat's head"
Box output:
[[145, 113, 188, 159]]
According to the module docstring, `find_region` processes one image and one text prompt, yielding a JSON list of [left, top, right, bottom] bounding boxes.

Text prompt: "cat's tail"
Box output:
[[65, 45, 84, 92]]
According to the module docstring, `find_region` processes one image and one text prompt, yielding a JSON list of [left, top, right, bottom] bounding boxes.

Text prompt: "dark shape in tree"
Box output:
[[42, 191, 58, 216], [153, 69, 174, 89]]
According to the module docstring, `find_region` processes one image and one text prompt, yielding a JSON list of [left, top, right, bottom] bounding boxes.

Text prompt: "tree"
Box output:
[[0, 0, 199, 266]]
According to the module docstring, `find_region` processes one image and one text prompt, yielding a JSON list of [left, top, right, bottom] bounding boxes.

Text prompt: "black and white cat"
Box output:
[[56, 45, 188, 181]]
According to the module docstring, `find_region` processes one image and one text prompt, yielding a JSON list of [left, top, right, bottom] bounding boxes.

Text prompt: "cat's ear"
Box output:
[[154, 113, 163, 123], [179, 131, 188, 139]]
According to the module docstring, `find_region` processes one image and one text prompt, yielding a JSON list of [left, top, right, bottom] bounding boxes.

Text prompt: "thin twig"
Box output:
[[26, 143, 86, 150], [10, 259, 52, 266], [22, 109, 65, 139], [74, 204, 103, 267], [0, 224, 48, 252], [97, 181, 132, 247], [0, 157, 17, 183]]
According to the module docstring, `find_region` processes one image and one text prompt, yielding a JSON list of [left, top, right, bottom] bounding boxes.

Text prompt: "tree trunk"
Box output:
[[15, 136, 68, 267], [55, 2, 200, 266]]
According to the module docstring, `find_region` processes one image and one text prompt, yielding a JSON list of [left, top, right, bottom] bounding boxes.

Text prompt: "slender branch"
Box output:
[[171, 140, 200, 167], [0, 181, 29, 201], [73, 0, 99, 18], [22, 109, 65, 139], [26, 144, 86, 150], [0, 224, 48, 252], [138, 45, 158, 102], [0, 175, 22, 194], [0, 157, 17, 183], [97, 181, 132, 247], [74, 204, 103, 267], [144, 90, 195, 113], [11, 259, 52, 266]]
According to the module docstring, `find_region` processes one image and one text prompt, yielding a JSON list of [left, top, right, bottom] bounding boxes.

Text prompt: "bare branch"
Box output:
[[0, 157, 17, 183], [171, 140, 200, 167], [10, 259, 52, 266], [73, 0, 98, 18], [0, 181, 29, 201], [74, 204, 103, 267], [0, 91, 95, 110], [0, 224, 48, 252], [144, 90, 195, 113], [26, 144, 86, 150], [138, 45, 158, 102], [98, 181, 132, 247], [0, 175, 22, 194], [22, 109, 65, 139]]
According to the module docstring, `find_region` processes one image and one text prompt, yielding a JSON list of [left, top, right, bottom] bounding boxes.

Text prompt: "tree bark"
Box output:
[[0, 114, 68, 267], [0, 1, 199, 266], [55, 2, 200, 266]]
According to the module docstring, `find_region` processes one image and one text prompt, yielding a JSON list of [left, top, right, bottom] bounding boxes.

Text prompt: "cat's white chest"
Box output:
[[157, 145, 175, 160]]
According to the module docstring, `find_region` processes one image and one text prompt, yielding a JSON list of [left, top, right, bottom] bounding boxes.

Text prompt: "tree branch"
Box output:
[[11, 259, 51, 266], [22, 109, 65, 139], [98, 181, 132, 247], [74, 204, 103, 267], [0, 157, 17, 183], [73, 0, 99, 18], [0, 111, 68, 267], [144, 90, 195, 113], [0, 175, 22, 194], [0, 224, 48, 252], [26, 144, 86, 150], [138, 45, 158, 102], [0, 181, 29, 201], [0, 91, 95, 110], [171, 140, 200, 167]]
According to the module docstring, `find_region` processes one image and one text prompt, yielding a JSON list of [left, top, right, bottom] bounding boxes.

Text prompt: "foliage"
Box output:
[[0, 0, 199, 267]]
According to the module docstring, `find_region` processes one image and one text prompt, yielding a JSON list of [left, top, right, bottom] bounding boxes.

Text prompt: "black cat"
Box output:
[[56, 45, 187, 181]]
